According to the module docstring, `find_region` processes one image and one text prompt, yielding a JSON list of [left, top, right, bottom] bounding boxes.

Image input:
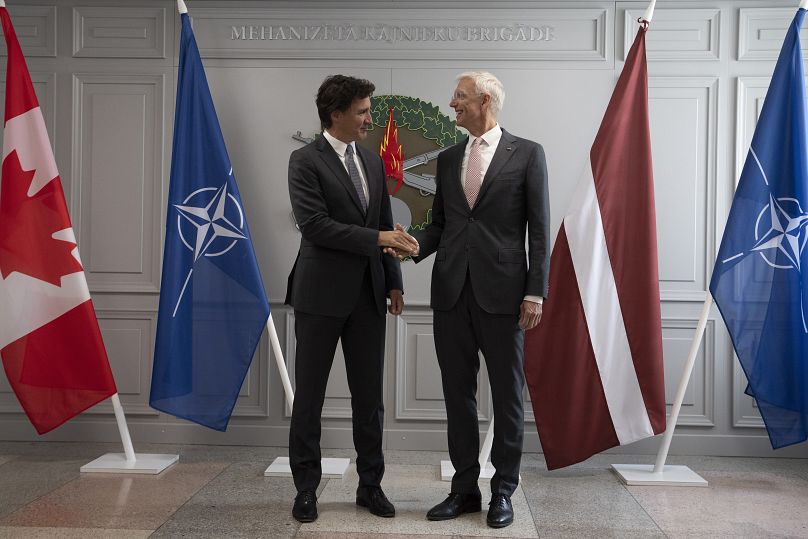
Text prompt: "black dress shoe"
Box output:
[[356, 486, 395, 517], [292, 490, 317, 523], [426, 492, 482, 521], [487, 493, 514, 528]]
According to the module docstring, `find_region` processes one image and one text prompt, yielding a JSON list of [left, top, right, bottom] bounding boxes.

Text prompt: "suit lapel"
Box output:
[[476, 129, 518, 205], [316, 136, 366, 216]]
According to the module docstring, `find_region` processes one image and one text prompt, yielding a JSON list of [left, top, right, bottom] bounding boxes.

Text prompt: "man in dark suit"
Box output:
[[286, 75, 420, 523], [393, 71, 550, 528]]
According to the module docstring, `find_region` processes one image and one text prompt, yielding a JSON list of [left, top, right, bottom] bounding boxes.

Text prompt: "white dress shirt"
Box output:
[[461, 124, 542, 305], [322, 129, 369, 201]]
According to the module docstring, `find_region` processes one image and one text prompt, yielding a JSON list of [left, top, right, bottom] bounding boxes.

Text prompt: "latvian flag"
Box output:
[[0, 6, 117, 434], [524, 24, 666, 470]]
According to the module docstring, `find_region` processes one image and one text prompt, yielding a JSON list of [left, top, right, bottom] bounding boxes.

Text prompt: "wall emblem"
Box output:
[[365, 95, 462, 232]]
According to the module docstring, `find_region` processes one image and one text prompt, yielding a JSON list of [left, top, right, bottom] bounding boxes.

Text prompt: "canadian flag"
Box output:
[[0, 7, 116, 434], [524, 26, 666, 469]]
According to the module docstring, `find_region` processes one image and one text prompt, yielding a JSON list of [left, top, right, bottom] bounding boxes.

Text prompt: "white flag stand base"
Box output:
[[81, 452, 179, 474], [611, 464, 707, 486], [81, 394, 179, 475], [264, 456, 350, 478]]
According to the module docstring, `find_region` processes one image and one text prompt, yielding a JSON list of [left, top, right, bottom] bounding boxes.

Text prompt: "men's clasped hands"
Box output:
[[381, 223, 419, 259]]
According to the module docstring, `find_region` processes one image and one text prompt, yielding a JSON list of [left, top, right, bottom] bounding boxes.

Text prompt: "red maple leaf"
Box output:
[[0, 150, 83, 285]]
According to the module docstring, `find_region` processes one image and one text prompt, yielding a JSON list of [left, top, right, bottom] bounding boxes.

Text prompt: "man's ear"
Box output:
[[480, 93, 492, 111], [330, 109, 342, 125]]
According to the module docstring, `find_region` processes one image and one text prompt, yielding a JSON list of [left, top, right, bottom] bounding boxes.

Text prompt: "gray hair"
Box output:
[[456, 71, 505, 116]]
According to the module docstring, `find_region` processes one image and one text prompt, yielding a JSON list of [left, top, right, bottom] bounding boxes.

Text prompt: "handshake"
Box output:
[[378, 223, 419, 259]]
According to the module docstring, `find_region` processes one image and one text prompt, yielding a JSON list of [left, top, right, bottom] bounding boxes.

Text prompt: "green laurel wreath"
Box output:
[[370, 95, 462, 148]]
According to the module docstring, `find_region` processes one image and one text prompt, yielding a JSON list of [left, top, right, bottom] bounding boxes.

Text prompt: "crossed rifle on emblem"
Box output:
[[292, 131, 445, 195]]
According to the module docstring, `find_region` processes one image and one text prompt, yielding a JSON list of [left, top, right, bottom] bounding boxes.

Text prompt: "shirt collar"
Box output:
[[469, 123, 502, 149], [323, 129, 354, 158]]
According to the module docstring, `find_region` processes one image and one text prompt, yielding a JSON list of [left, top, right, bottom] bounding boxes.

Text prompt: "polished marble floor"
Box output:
[[0, 442, 807, 538]]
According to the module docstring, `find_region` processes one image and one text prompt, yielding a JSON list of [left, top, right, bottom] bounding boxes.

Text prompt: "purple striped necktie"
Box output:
[[344, 144, 368, 213]]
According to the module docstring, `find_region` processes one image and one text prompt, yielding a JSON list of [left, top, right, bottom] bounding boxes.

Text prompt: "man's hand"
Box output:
[[388, 289, 403, 315], [383, 246, 415, 259], [519, 300, 542, 330], [379, 223, 419, 257]]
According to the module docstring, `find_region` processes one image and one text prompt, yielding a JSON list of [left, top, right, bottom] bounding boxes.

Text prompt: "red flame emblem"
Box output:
[[379, 106, 404, 194]]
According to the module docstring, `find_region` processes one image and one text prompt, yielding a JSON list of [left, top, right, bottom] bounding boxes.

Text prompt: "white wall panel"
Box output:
[[623, 8, 721, 60], [649, 77, 718, 301], [394, 312, 491, 422], [72, 73, 164, 293], [73, 7, 166, 58], [0, 5, 56, 57], [739, 7, 808, 60]]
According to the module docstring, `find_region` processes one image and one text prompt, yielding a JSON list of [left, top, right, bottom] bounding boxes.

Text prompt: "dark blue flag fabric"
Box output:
[[150, 13, 270, 431], [710, 9, 808, 449]]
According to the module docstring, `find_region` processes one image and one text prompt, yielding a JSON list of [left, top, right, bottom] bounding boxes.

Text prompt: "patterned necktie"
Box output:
[[344, 144, 368, 213], [464, 137, 483, 208]]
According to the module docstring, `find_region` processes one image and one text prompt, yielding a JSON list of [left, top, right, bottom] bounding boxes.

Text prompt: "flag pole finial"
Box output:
[[641, 0, 657, 23], [177, 0, 188, 14], [800, 0, 808, 10], [0, 1, 7, 8]]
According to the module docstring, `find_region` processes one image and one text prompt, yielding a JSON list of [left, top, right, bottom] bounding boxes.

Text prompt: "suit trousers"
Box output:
[[434, 273, 525, 496], [289, 267, 386, 493]]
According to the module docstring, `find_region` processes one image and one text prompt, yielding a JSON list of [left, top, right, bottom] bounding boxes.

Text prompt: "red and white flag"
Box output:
[[524, 26, 666, 470], [0, 7, 116, 434]]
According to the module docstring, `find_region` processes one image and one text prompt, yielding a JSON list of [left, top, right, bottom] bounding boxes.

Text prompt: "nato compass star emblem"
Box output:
[[172, 169, 247, 316], [722, 148, 808, 332], [751, 195, 808, 271]]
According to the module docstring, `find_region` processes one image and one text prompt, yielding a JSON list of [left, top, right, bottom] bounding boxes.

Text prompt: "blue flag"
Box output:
[[149, 13, 270, 431], [710, 9, 808, 449]]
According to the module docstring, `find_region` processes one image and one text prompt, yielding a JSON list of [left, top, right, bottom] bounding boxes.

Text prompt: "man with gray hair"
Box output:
[[393, 71, 550, 528]]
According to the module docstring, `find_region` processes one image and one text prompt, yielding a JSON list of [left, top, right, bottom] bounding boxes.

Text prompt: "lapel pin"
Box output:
[[506, 147, 512, 151]]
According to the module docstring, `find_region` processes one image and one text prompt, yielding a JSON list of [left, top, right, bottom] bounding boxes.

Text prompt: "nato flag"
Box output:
[[149, 13, 270, 431], [710, 9, 808, 449]]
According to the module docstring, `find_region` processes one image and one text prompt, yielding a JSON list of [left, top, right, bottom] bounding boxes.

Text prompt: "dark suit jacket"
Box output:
[[285, 135, 402, 317], [413, 128, 550, 315]]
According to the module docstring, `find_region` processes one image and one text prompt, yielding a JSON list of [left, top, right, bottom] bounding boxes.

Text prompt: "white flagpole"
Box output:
[[611, 294, 710, 486], [642, 0, 657, 23], [479, 419, 495, 474], [614, 0, 807, 486], [267, 313, 294, 411], [264, 311, 350, 478], [83, 0, 189, 475], [611, 0, 707, 486], [653, 296, 712, 473], [111, 393, 136, 463]]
